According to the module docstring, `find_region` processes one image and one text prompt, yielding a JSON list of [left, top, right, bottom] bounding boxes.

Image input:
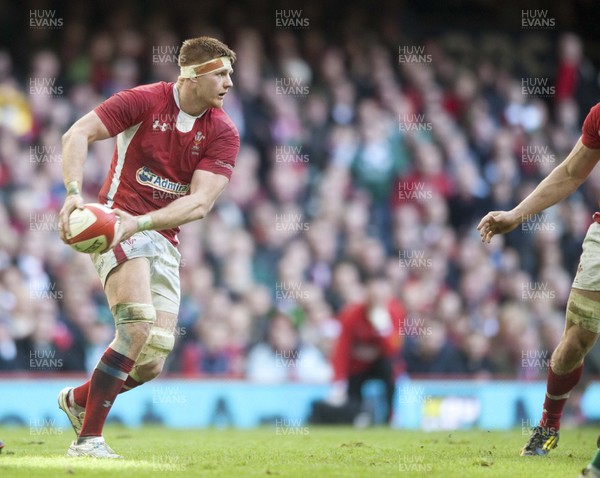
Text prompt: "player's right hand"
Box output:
[[58, 193, 84, 242], [477, 210, 521, 243], [108, 208, 137, 249]]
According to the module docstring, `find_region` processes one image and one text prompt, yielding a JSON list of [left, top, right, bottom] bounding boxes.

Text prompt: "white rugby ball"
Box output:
[[65, 203, 119, 254]]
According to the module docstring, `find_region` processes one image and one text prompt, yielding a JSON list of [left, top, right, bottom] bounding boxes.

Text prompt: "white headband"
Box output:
[[179, 56, 232, 78]]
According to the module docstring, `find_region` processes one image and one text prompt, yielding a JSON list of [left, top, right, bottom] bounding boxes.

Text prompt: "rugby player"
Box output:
[[478, 103, 600, 456], [57, 36, 239, 458]]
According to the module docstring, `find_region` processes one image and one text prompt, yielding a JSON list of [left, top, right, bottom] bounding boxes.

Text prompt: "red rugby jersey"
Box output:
[[581, 103, 600, 150], [94, 81, 240, 246], [331, 299, 405, 382]]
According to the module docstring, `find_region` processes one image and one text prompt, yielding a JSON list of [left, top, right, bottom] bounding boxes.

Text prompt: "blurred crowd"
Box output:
[[1, 0, 600, 384]]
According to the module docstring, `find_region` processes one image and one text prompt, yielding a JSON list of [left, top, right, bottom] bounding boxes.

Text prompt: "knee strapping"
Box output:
[[567, 292, 600, 333], [111, 303, 156, 326], [130, 327, 175, 382]]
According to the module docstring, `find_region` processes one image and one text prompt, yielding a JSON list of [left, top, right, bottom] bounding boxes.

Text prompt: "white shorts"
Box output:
[[573, 222, 600, 292], [91, 230, 181, 315]]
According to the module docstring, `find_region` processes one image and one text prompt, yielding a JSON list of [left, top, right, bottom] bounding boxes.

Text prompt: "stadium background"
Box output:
[[2, 0, 600, 430]]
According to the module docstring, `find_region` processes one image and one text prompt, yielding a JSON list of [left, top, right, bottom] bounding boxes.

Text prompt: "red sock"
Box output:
[[73, 380, 90, 408], [73, 375, 142, 408], [540, 363, 583, 430], [79, 348, 135, 438]]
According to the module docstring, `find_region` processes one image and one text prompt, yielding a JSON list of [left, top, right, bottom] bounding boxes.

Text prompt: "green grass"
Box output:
[[0, 425, 597, 477]]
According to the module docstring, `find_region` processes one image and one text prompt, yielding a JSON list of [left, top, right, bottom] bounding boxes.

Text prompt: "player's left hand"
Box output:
[[477, 210, 521, 243], [109, 209, 138, 249]]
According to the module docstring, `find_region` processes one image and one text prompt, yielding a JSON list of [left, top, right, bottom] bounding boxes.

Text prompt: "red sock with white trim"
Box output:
[[539, 363, 583, 431], [78, 348, 135, 438]]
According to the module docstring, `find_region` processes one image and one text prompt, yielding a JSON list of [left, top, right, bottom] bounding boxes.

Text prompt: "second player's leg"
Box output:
[[521, 288, 600, 457], [552, 288, 600, 374]]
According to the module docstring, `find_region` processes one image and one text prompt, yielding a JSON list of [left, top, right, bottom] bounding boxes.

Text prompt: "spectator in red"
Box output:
[[328, 275, 405, 423], [555, 33, 582, 102]]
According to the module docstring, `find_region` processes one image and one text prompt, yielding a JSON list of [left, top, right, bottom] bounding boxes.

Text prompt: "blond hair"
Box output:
[[178, 36, 236, 66]]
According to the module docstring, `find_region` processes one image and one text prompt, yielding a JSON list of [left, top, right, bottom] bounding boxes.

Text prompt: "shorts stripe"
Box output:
[[92, 230, 181, 315], [113, 244, 127, 265]]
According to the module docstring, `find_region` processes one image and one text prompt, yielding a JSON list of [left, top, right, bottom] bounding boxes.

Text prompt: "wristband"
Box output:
[[136, 215, 154, 231], [66, 181, 81, 196]]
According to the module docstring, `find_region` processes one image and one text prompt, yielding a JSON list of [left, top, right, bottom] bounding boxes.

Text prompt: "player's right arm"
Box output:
[[59, 111, 111, 241], [478, 138, 600, 243]]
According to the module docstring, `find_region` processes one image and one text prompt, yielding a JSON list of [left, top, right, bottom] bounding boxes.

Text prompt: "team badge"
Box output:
[[191, 131, 205, 155]]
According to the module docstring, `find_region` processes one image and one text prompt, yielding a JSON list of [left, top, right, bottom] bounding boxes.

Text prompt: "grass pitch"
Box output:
[[0, 425, 596, 477]]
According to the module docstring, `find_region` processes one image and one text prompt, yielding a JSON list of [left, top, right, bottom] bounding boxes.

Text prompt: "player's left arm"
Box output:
[[478, 139, 600, 243], [111, 169, 228, 245]]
